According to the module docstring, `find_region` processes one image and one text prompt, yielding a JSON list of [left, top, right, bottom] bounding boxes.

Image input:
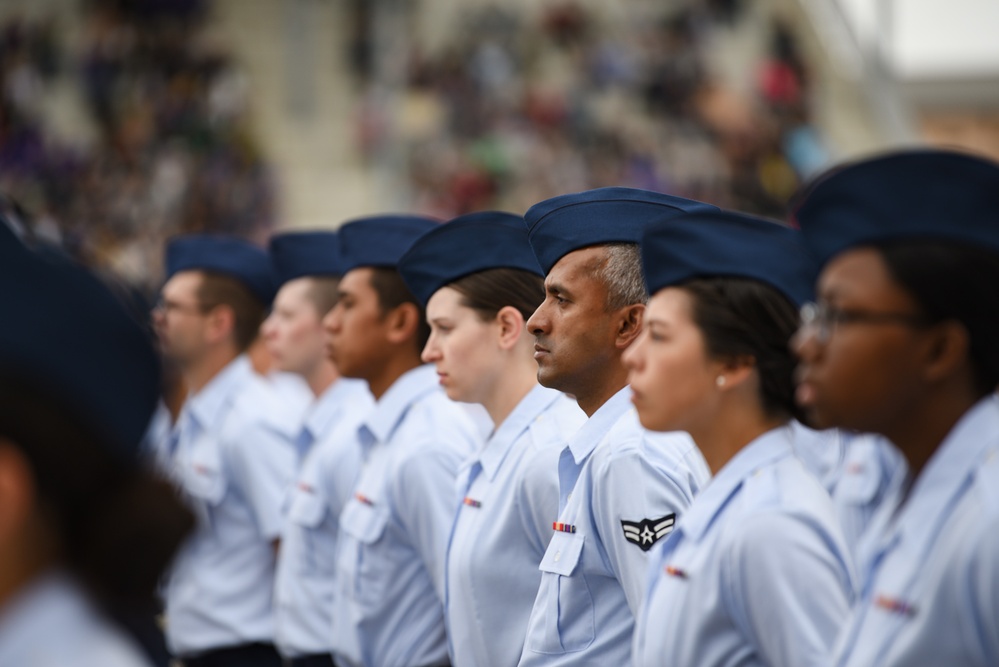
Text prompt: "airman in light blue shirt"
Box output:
[[165, 355, 295, 657], [331, 365, 480, 667], [792, 150, 999, 665], [519, 391, 708, 666], [833, 396, 999, 666], [265, 229, 375, 664], [627, 210, 856, 667], [155, 235, 291, 665], [324, 215, 483, 667], [632, 427, 856, 667], [518, 188, 717, 666], [273, 378, 372, 659], [397, 210, 589, 667]]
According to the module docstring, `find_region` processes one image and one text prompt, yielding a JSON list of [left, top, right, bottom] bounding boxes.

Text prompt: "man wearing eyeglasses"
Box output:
[[154, 235, 296, 667]]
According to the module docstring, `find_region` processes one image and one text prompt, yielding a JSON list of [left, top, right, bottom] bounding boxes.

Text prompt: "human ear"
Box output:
[[385, 302, 421, 345], [921, 320, 971, 385], [615, 304, 645, 350], [496, 306, 525, 351]]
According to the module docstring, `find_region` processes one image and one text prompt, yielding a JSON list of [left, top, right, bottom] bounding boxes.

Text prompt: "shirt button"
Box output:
[[554, 550, 561, 562]]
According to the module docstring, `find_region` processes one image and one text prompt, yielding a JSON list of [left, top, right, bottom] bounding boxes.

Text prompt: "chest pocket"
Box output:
[[836, 460, 881, 506], [336, 498, 391, 605], [287, 486, 333, 575], [526, 531, 593, 655], [179, 434, 227, 528]]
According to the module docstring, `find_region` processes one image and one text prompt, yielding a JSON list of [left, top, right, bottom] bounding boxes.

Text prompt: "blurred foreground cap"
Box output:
[[792, 149, 999, 265], [0, 249, 160, 460], [642, 210, 817, 307]]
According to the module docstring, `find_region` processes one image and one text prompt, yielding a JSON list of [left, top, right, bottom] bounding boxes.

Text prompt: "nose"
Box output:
[[323, 304, 341, 335], [260, 315, 276, 340], [526, 301, 549, 337], [421, 333, 441, 364], [790, 324, 820, 362]]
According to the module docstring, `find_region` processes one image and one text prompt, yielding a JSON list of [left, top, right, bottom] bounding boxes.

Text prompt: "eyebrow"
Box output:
[[546, 281, 572, 298]]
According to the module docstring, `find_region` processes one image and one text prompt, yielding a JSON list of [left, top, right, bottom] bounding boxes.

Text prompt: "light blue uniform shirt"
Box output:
[[518, 387, 710, 667], [633, 425, 856, 667], [0, 573, 151, 667], [789, 420, 847, 491], [445, 385, 586, 667], [829, 433, 909, 568], [833, 395, 999, 667], [790, 424, 910, 567], [274, 378, 374, 658], [331, 365, 482, 667], [164, 355, 296, 656]]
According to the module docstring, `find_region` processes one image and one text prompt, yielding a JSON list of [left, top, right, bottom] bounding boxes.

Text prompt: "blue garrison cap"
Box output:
[[166, 234, 275, 303], [641, 210, 817, 307], [0, 249, 160, 461], [338, 215, 441, 272], [792, 149, 999, 265], [398, 211, 543, 305], [524, 187, 718, 274], [269, 231, 345, 287]]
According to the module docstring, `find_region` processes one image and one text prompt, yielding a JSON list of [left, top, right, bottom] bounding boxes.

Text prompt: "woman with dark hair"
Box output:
[[793, 150, 999, 666], [625, 210, 855, 667], [398, 211, 586, 667], [0, 239, 193, 665]]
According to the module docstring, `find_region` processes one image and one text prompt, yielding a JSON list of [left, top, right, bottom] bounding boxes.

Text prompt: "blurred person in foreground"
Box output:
[[264, 231, 373, 667], [0, 228, 193, 665], [794, 150, 999, 666], [154, 235, 295, 667]]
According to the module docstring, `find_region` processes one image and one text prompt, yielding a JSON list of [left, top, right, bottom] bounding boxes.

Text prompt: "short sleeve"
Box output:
[[723, 511, 854, 667], [590, 445, 698, 614]]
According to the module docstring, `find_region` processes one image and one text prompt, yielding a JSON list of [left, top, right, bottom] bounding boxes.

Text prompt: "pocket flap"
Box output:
[[339, 497, 390, 544], [288, 485, 327, 527], [539, 531, 585, 576]]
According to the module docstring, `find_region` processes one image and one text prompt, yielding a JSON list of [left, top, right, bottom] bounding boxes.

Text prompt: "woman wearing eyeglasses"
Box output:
[[626, 210, 855, 667], [793, 149, 999, 667], [398, 211, 586, 667]]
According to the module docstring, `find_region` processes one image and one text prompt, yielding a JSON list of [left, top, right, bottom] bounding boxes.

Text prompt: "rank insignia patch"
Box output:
[[621, 514, 675, 551]]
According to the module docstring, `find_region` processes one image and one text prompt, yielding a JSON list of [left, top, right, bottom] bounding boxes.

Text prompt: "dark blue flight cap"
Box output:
[[641, 210, 817, 307], [166, 234, 275, 303], [397, 211, 543, 306], [0, 249, 160, 461], [338, 214, 441, 273], [269, 231, 345, 287], [792, 149, 999, 265], [523, 187, 718, 274]]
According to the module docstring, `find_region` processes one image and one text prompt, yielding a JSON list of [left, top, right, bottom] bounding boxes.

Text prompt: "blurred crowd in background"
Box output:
[[0, 0, 274, 295], [1, 0, 826, 294], [363, 2, 827, 220]]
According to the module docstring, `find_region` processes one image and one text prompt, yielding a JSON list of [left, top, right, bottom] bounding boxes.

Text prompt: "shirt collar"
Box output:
[[359, 365, 439, 446], [302, 378, 368, 441], [478, 384, 562, 481], [680, 424, 795, 543], [892, 394, 999, 543], [567, 386, 633, 464], [186, 355, 254, 428]]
